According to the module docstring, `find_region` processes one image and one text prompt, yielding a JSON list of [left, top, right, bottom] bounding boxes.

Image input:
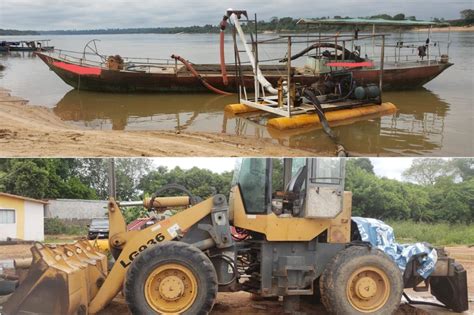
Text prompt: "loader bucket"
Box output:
[[89, 238, 110, 252], [2, 241, 108, 315], [430, 262, 469, 313]]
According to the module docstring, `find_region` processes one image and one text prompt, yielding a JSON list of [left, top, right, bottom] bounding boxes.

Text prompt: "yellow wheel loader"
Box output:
[[1, 158, 468, 314]]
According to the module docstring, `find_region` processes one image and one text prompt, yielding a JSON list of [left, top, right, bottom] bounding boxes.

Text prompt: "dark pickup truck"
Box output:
[[87, 218, 109, 240]]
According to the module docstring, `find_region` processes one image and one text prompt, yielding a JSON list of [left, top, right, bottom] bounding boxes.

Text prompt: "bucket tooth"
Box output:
[[2, 242, 92, 315], [67, 242, 107, 299], [75, 239, 108, 273]]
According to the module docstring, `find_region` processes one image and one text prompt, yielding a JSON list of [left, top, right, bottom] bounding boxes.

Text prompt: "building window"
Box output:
[[0, 209, 15, 224]]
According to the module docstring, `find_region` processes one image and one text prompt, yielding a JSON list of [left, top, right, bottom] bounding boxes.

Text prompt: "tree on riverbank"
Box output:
[[4, 9, 466, 36], [460, 9, 474, 24], [0, 29, 39, 35]]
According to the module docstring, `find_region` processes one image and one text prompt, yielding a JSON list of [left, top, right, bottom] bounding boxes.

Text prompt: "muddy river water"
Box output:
[[0, 32, 472, 156]]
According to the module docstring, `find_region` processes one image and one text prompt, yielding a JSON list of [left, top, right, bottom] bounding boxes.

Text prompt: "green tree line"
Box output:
[[0, 29, 39, 36], [2, 9, 471, 36], [0, 158, 232, 202], [40, 9, 470, 35], [1, 158, 472, 224], [346, 158, 473, 224]]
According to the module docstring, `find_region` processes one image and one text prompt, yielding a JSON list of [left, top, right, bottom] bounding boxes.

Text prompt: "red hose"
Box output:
[[171, 54, 233, 96], [220, 31, 228, 86], [219, 17, 229, 86]]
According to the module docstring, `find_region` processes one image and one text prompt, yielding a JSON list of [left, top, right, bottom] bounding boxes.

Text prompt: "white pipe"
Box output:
[[229, 13, 278, 95]]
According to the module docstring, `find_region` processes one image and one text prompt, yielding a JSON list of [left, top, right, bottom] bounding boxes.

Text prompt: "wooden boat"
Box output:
[[36, 52, 290, 93], [2, 40, 54, 52], [35, 50, 452, 93], [34, 18, 452, 94]]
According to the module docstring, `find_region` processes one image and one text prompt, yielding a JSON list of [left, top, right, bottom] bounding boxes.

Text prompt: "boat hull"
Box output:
[[37, 53, 453, 93]]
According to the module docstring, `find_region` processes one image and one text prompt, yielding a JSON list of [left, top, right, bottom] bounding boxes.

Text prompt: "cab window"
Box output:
[[233, 159, 269, 214]]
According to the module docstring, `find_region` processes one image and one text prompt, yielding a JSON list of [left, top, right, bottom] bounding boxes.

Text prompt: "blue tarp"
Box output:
[[352, 217, 437, 279]]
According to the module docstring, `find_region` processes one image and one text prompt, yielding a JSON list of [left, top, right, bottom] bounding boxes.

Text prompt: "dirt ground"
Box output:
[[0, 244, 32, 260], [0, 88, 321, 157], [1, 244, 472, 314]]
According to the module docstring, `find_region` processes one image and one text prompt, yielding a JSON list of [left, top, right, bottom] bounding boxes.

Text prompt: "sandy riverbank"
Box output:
[[413, 25, 474, 32], [0, 88, 321, 157]]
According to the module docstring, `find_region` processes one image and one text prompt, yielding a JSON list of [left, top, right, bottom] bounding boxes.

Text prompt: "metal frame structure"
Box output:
[[228, 13, 387, 118], [297, 18, 452, 67]]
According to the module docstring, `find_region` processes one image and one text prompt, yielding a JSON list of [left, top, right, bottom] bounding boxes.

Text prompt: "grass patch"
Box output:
[[44, 217, 88, 235], [44, 235, 82, 244], [386, 220, 474, 246]]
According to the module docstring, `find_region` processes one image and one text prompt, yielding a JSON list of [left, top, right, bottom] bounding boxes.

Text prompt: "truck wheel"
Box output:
[[124, 242, 218, 315], [320, 246, 403, 314]]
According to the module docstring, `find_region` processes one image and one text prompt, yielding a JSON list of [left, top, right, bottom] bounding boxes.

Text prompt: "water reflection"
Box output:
[[1, 51, 37, 59], [222, 88, 450, 156], [54, 90, 235, 131], [53, 87, 451, 156], [378, 88, 449, 155]]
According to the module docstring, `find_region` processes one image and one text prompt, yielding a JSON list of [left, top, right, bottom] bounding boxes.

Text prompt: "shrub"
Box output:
[[44, 217, 87, 235]]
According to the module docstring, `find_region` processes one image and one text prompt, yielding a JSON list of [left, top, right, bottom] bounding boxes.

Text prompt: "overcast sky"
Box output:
[[153, 157, 419, 181], [0, 0, 471, 30], [154, 158, 236, 174]]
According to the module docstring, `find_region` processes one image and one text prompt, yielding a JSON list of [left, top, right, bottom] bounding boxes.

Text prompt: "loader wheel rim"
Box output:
[[144, 263, 198, 313], [346, 266, 390, 312]]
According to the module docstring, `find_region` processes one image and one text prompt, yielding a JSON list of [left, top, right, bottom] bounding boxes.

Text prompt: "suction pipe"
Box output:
[[219, 16, 229, 85], [228, 10, 278, 95]]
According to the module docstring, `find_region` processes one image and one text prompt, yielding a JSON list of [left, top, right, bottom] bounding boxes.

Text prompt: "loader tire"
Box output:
[[124, 241, 217, 315], [320, 245, 403, 315]]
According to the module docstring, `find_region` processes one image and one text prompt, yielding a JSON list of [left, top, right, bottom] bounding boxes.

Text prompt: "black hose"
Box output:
[[302, 89, 349, 157], [403, 292, 447, 309], [302, 89, 336, 139], [324, 73, 358, 104], [280, 43, 364, 63], [208, 254, 238, 286]]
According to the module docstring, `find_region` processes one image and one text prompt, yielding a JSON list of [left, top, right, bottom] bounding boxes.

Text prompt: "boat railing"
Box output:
[[45, 48, 177, 71], [372, 39, 450, 65], [381, 54, 444, 64], [257, 31, 450, 67]]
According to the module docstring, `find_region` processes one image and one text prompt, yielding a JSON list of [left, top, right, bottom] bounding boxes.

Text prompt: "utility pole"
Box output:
[[108, 158, 116, 199]]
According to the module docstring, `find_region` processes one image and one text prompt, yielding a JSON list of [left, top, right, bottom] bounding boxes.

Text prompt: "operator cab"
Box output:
[[233, 158, 345, 219]]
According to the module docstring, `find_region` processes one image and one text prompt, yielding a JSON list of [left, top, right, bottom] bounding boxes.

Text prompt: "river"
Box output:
[[0, 32, 472, 156]]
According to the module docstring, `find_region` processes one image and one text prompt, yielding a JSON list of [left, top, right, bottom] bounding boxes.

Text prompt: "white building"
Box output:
[[0, 192, 47, 241]]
